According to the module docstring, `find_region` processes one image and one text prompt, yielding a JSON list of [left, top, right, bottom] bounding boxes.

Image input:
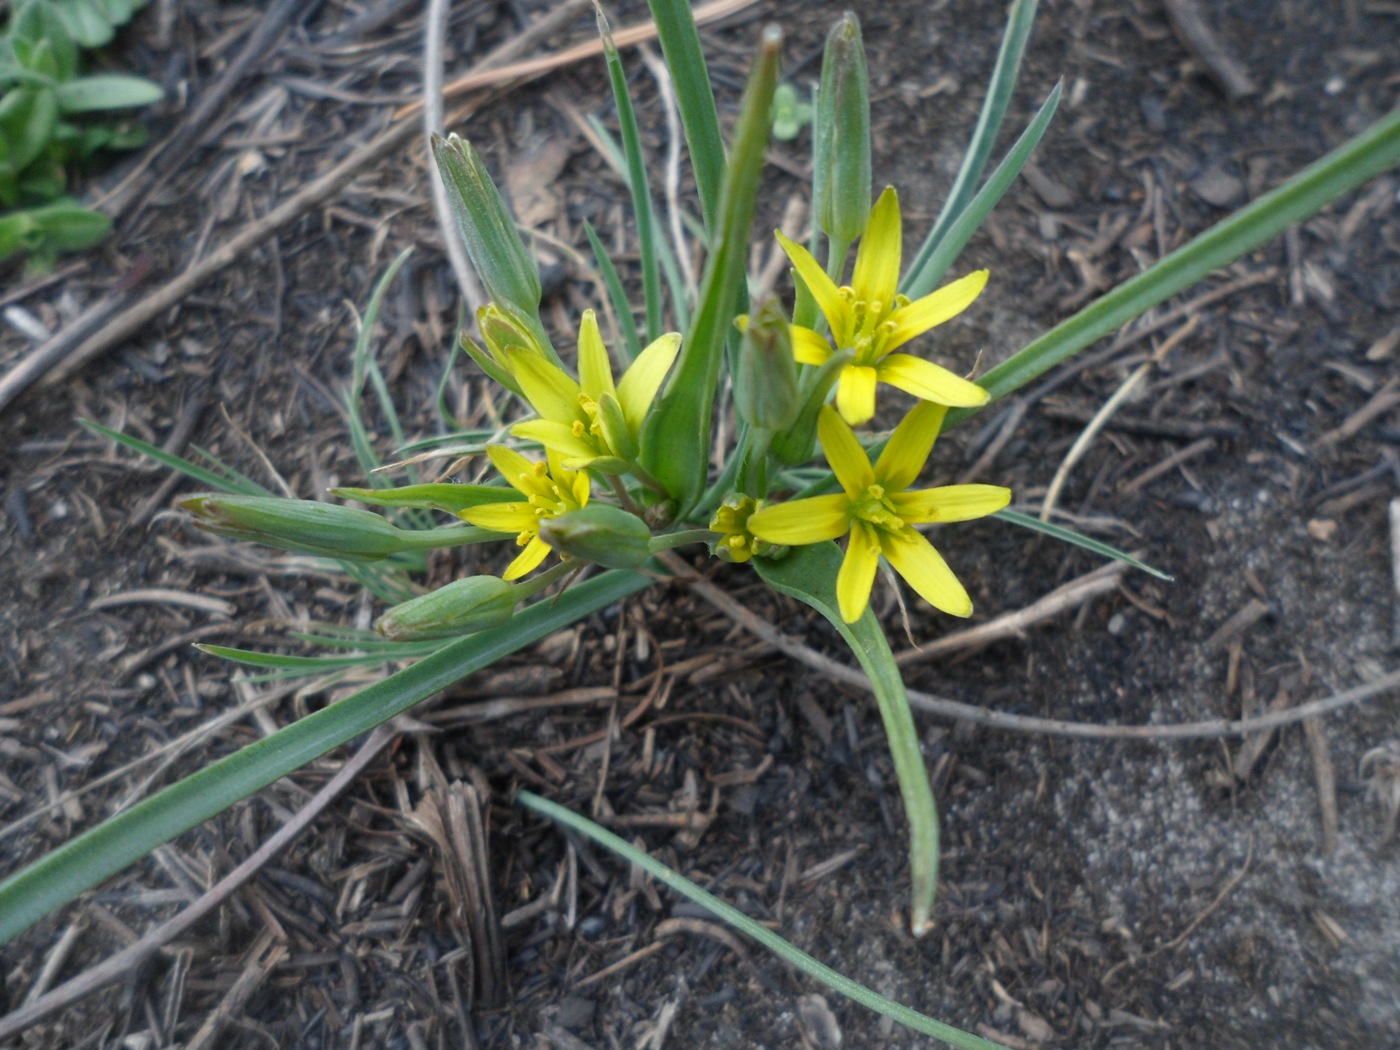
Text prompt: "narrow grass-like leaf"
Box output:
[[948, 102, 1400, 425], [645, 0, 725, 234], [196, 643, 442, 672], [904, 0, 1039, 292], [583, 118, 690, 332], [81, 421, 270, 496], [902, 80, 1062, 299], [347, 250, 414, 491], [993, 508, 1173, 581], [518, 791, 1008, 1050], [0, 568, 654, 945], [754, 542, 940, 936], [641, 28, 780, 512], [583, 218, 643, 363], [599, 10, 663, 345]]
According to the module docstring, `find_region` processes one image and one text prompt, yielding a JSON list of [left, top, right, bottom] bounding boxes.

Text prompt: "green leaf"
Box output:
[[0, 85, 60, 173], [331, 483, 518, 515], [597, 9, 662, 346], [640, 28, 780, 513], [754, 543, 941, 936], [902, 79, 1062, 300], [582, 218, 642, 363], [644, 0, 725, 235], [54, 73, 162, 112], [0, 568, 654, 945], [80, 420, 272, 496], [518, 792, 1010, 1050], [993, 508, 1173, 581], [25, 197, 108, 249], [195, 642, 442, 673], [948, 101, 1400, 425], [903, 0, 1039, 292]]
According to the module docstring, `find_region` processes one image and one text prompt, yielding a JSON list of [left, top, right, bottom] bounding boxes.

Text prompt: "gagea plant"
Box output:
[[5, 1, 1399, 1044]]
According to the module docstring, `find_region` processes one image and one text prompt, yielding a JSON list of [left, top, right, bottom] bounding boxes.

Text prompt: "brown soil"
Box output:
[[2, 1, 1399, 1047]]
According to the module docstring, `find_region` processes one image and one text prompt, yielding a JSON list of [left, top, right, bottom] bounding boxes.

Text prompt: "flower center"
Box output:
[[851, 483, 904, 532], [837, 288, 909, 365]]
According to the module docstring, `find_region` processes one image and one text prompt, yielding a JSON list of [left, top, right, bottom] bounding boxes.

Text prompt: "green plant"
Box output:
[[0, 0, 159, 267], [4, 0, 1400, 1043]]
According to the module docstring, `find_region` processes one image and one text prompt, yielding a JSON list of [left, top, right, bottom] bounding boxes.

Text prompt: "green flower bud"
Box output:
[[431, 133, 541, 315], [178, 495, 407, 561], [537, 503, 653, 570], [734, 298, 800, 432], [374, 576, 517, 641], [813, 12, 871, 247]]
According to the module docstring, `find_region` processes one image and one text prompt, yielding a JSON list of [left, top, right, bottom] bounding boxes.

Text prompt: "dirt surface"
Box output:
[[2, 0, 1399, 1047]]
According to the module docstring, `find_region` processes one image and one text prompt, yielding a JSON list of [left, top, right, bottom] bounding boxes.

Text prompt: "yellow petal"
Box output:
[[834, 364, 879, 426], [890, 484, 1010, 524], [504, 535, 552, 580], [877, 353, 988, 407], [776, 229, 847, 338], [616, 332, 681, 436], [836, 522, 881, 623], [791, 326, 834, 366], [461, 501, 536, 533], [852, 187, 901, 313], [577, 310, 617, 402], [881, 527, 972, 617], [818, 404, 875, 497], [511, 419, 599, 465], [884, 269, 988, 353], [506, 348, 582, 423], [874, 401, 947, 491], [486, 445, 538, 495], [747, 494, 851, 544]]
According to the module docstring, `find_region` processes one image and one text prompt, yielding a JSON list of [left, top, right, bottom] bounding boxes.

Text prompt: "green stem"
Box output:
[[648, 528, 716, 553], [394, 525, 504, 551]]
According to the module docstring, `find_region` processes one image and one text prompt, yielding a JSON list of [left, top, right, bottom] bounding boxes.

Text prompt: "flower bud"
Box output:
[[178, 495, 407, 561], [432, 133, 541, 315], [374, 576, 517, 641], [537, 503, 653, 570], [734, 298, 800, 432], [813, 12, 871, 247]]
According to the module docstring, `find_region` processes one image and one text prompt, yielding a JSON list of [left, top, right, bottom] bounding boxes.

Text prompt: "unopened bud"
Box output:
[[734, 298, 800, 432], [374, 576, 516, 641], [770, 351, 849, 466], [538, 503, 653, 569], [813, 12, 871, 246], [432, 133, 541, 315], [178, 495, 406, 561]]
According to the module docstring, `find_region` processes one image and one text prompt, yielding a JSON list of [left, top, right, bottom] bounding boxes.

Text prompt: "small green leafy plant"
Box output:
[[4, 0, 1399, 1044], [0, 0, 159, 268]]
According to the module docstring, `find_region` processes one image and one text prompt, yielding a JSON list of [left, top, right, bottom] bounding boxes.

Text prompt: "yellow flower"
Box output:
[[460, 446, 590, 580], [747, 402, 1009, 623], [776, 186, 990, 426], [504, 309, 681, 472]]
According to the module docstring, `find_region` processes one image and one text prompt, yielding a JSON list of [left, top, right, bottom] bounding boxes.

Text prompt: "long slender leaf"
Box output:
[[993, 508, 1173, 581], [948, 102, 1400, 425], [518, 792, 1009, 1050], [0, 569, 653, 945], [641, 28, 779, 512], [346, 249, 414, 491], [583, 218, 643, 363], [81, 422, 270, 496], [196, 642, 443, 672], [645, 0, 725, 234], [599, 12, 663, 345], [754, 543, 940, 936], [902, 80, 1062, 299], [904, 0, 1039, 291]]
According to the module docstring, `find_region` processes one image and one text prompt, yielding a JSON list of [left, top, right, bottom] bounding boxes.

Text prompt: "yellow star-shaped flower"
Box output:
[[747, 402, 1010, 623], [504, 309, 680, 473], [460, 446, 590, 580], [777, 186, 990, 426]]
